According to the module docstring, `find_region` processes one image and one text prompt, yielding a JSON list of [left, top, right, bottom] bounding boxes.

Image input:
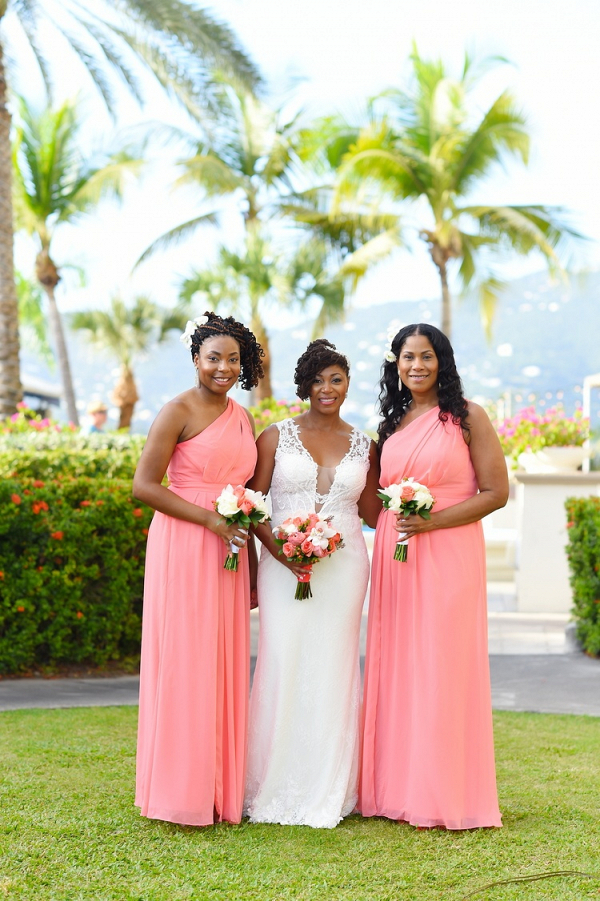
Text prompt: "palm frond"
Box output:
[[135, 212, 219, 267], [174, 152, 244, 195], [338, 228, 401, 290], [14, 5, 53, 100]]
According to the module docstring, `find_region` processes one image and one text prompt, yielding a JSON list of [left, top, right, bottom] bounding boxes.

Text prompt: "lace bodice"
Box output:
[[270, 418, 370, 537]]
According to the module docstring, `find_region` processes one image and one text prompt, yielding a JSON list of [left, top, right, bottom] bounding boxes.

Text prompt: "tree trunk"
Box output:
[[37, 250, 80, 425], [438, 259, 452, 340], [250, 314, 272, 400], [0, 37, 22, 417], [112, 365, 139, 430]]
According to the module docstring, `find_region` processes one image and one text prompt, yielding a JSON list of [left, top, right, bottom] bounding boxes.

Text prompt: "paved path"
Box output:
[[2, 600, 599, 717], [2, 654, 599, 716]]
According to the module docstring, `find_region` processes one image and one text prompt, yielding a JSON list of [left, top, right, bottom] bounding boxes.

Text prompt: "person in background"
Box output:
[[83, 400, 108, 433]]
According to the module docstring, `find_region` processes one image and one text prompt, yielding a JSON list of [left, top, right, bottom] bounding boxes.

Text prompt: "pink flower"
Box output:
[[313, 545, 326, 558], [287, 532, 305, 546], [282, 542, 295, 557], [16, 402, 27, 410], [238, 498, 253, 515], [400, 485, 416, 501], [10, 413, 19, 422], [301, 539, 313, 556]]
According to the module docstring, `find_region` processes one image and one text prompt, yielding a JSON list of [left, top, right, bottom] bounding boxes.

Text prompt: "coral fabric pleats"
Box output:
[[360, 408, 502, 829], [135, 399, 257, 825]]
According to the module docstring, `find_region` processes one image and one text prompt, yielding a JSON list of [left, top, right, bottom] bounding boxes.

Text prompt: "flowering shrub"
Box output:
[[0, 431, 145, 480], [0, 475, 152, 673], [496, 406, 589, 461], [0, 401, 77, 435], [565, 496, 600, 657], [248, 397, 308, 435]]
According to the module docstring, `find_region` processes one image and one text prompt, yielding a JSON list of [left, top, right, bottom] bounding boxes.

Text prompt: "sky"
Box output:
[[10, 0, 600, 327]]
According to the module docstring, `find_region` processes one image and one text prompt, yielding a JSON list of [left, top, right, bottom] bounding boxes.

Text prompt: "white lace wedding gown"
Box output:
[[244, 418, 371, 828]]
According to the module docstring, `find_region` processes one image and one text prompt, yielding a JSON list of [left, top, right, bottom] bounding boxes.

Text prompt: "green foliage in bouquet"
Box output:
[[248, 397, 308, 435], [565, 496, 600, 657], [0, 476, 152, 674], [497, 406, 589, 462]]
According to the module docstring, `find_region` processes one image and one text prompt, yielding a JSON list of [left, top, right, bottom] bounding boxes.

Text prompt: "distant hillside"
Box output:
[[21, 270, 600, 434]]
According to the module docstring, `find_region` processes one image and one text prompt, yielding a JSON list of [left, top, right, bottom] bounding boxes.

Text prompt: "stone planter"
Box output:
[[518, 446, 588, 473]]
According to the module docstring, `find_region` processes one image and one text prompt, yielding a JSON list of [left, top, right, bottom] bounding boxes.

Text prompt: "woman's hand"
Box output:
[[211, 513, 249, 549], [267, 544, 312, 579], [394, 512, 435, 540]]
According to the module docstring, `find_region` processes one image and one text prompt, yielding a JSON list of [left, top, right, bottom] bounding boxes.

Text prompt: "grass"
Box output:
[[0, 708, 599, 900]]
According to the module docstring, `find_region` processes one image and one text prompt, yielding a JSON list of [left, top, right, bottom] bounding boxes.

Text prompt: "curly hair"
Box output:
[[377, 323, 469, 448], [294, 339, 350, 400], [189, 311, 264, 391]]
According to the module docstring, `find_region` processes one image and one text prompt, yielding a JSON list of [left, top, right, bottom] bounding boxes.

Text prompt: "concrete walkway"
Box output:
[[1, 594, 599, 717]]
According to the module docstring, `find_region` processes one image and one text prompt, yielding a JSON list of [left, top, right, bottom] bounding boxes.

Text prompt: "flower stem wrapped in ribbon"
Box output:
[[378, 478, 435, 562], [273, 513, 344, 599], [214, 484, 270, 571]]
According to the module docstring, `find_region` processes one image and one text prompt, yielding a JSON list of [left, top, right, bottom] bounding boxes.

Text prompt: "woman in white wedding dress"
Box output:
[[244, 340, 380, 828]]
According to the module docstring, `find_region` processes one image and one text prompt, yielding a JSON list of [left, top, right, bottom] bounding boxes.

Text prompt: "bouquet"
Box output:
[[377, 478, 435, 562], [272, 513, 344, 599], [214, 484, 270, 571]]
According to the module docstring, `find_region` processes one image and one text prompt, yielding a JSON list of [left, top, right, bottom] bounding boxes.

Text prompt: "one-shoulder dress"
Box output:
[[135, 399, 257, 826], [360, 407, 501, 830]]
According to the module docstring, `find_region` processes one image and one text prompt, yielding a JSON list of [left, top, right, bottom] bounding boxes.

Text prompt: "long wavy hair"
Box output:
[[377, 323, 469, 448]]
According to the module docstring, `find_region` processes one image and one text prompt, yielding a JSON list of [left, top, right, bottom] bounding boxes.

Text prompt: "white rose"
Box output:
[[215, 485, 240, 517], [244, 488, 269, 516]]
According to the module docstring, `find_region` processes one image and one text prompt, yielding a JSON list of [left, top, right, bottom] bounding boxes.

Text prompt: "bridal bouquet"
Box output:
[[214, 484, 270, 571], [273, 513, 344, 599], [378, 478, 435, 562]]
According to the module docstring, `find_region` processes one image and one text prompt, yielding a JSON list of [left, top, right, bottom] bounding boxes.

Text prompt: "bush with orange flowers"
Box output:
[[0, 476, 152, 674]]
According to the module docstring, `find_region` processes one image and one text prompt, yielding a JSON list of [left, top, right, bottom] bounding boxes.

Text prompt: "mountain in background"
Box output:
[[21, 269, 600, 433]]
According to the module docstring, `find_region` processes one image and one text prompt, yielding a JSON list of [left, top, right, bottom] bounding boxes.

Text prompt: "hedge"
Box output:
[[0, 430, 145, 481], [0, 476, 152, 674], [565, 496, 600, 657]]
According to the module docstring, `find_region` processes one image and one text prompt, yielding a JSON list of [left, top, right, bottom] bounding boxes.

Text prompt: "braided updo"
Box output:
[[294, 339, 350, 400], [189, 311, 264, 391], [377, 323, 468, 448]]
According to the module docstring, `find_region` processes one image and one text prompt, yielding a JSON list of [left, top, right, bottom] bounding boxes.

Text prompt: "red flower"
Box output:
[[23, 489, 31, 495], [142, 528, 149, 536], [17, 606, 25, 613], [80, 500, 91, 507], [0, 571, 4, 580], [32, 502, 42, 515], [566, 521, 575, 529], [133, 508, 143, 518], [33, 480, 45, 488], [96, 500, 104, 506], [51, 531, 64, 540], [76, 611, 84, 619], [11, 494, 21, 505]]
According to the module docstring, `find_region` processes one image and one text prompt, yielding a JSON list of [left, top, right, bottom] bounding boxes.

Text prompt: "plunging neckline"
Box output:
[[289, 419, 357, 505]]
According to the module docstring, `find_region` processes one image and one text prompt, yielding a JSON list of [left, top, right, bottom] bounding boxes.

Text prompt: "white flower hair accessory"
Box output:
[[180, 315, 210, 349], [384, 327, 398, 363]]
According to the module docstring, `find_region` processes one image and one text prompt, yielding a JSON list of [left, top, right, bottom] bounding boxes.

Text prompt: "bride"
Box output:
[[244, 339, 380, 828]]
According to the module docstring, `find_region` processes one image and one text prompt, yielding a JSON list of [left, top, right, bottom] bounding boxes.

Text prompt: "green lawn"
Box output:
[[0, 708, 598, 900]]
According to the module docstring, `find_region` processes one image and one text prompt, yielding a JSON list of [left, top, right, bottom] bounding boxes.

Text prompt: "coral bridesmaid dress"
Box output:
[[360, 407, 501, 830], [135, 399, 257, 826]]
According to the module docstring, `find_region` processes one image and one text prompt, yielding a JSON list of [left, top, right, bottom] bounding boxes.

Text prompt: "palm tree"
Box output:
[[337, 47, 581, 339], [142, 82, 399, 393], [71, 295, 186, 429], [0, 0, 261, 417], [12, 95, 143, 424], [16, 270, 53, 367]]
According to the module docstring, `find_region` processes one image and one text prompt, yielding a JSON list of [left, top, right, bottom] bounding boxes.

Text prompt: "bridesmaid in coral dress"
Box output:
[[360, 323, 509, 830], [133, 312, 264, 826]]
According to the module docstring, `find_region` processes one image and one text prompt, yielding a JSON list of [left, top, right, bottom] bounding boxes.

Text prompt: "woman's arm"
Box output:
[[248, 425, 311, 578], [394, 402, 509, 538], [132, 400, 250, 547], [358, 440, 382, 528]]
